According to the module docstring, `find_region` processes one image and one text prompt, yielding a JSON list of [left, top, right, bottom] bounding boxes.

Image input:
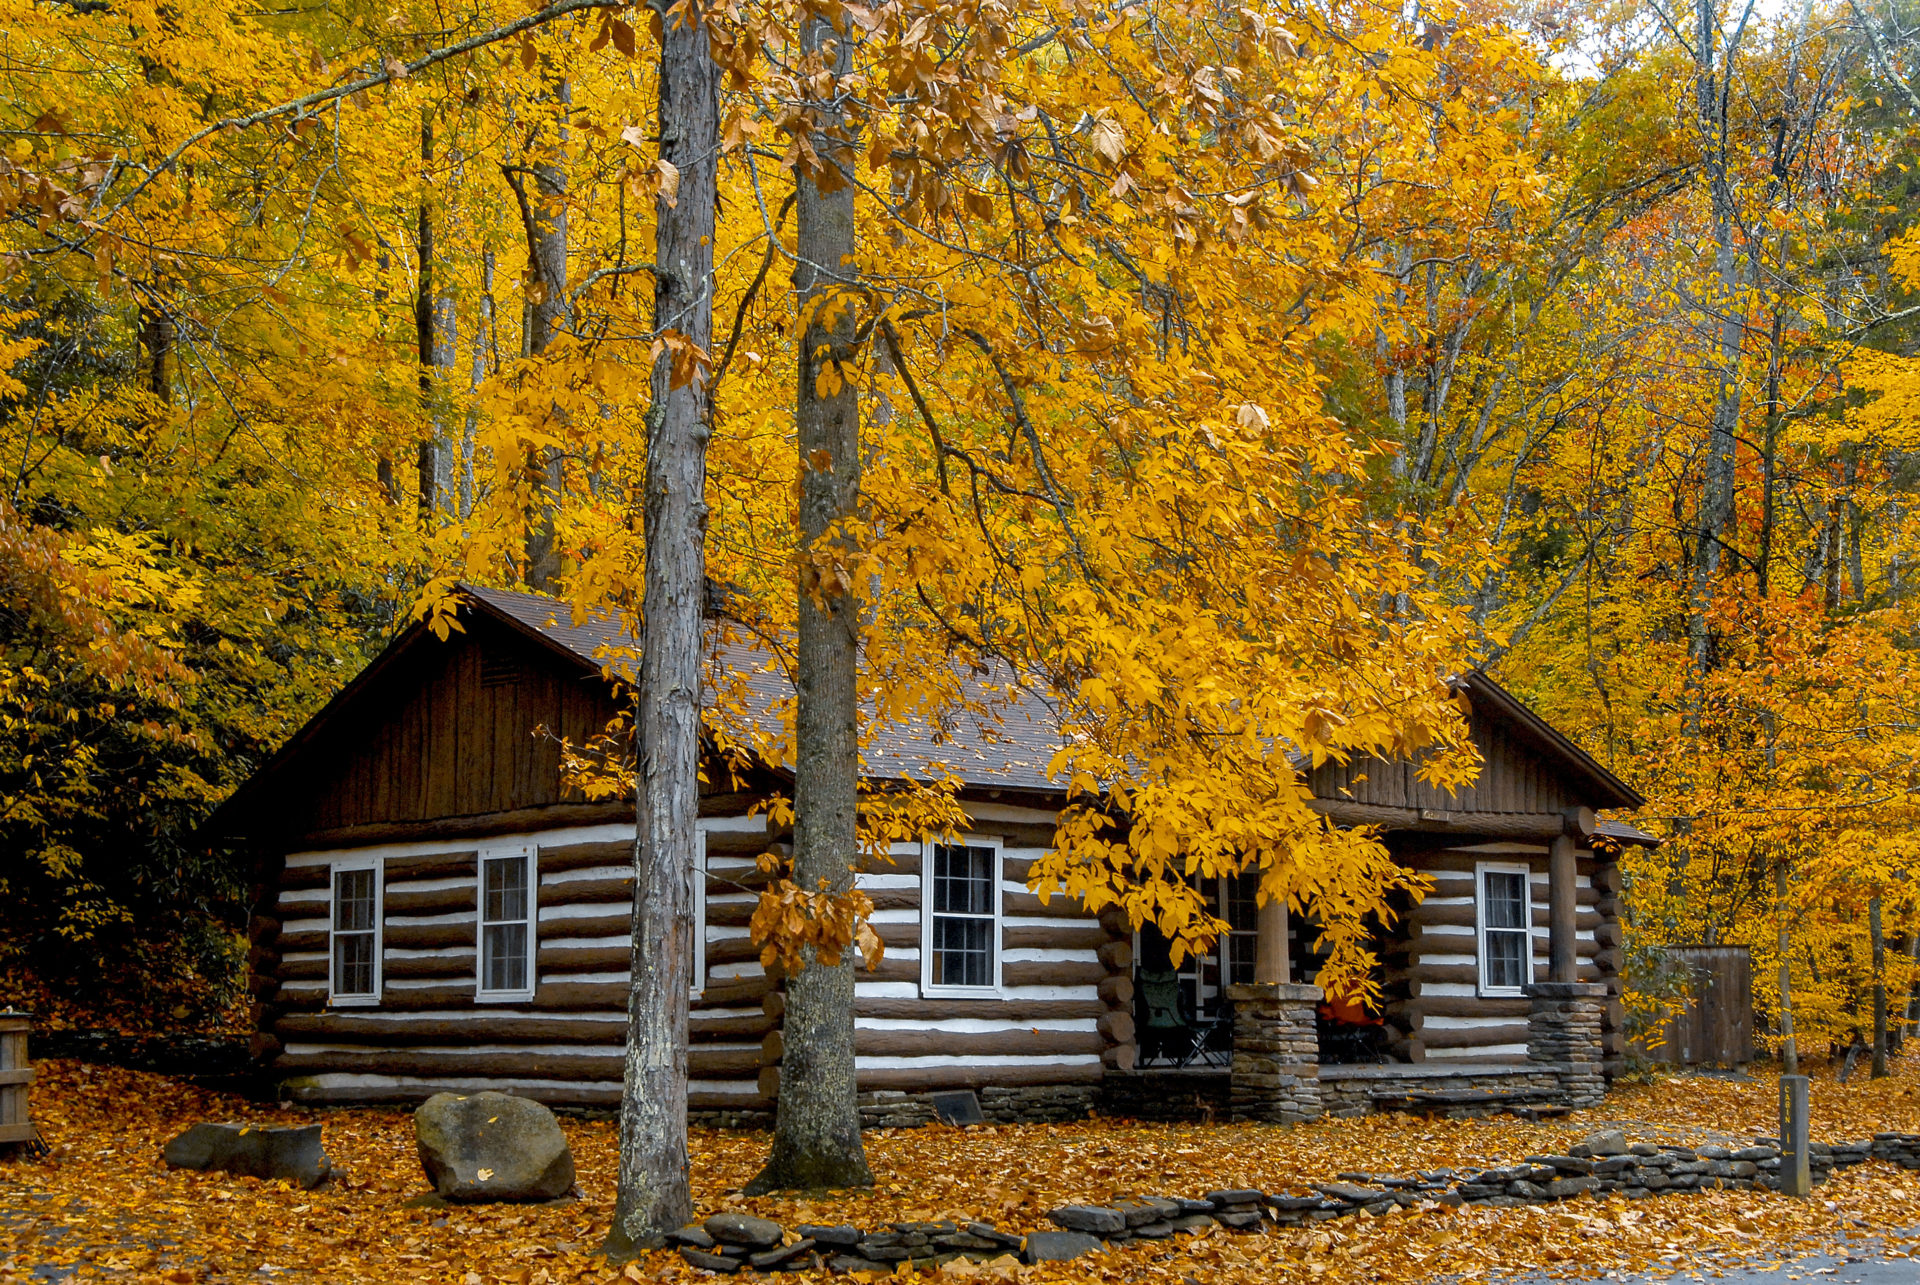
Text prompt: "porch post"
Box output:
[[1548, 831, 1579, 984], [1255, 896, 1290, 985]]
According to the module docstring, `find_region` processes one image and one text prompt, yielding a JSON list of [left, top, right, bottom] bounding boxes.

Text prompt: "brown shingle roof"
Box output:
[[465, 584, 1066, 794]]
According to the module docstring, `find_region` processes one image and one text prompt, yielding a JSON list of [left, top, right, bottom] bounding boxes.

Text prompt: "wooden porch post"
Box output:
[[1549, 832, 1579, 984], [1255, 895, 1290, 986]]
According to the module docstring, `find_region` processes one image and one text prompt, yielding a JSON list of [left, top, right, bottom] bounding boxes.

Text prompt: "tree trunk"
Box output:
[[1688, 0, 1741, 672], [603, 4, 720, 1257], [416, 112, 457, 526], [1777, 860, 1797, 1075], [747, 11, 873, 1195], [516, 81, 570, 591], [1871, 894, 1889, 1078]]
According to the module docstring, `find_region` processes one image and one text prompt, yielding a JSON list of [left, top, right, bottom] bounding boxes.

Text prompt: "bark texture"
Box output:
[[1871, 894, 1889, 1079], [416, 114, 457, 525], [513, 82, 571, 591], [747, 12, 873, 1195], [603, 5, 720, 1256]]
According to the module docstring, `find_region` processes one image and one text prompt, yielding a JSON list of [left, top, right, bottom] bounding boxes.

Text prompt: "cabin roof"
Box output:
[[208, 583, 1649, 841], [466, 583, 1064, 795]]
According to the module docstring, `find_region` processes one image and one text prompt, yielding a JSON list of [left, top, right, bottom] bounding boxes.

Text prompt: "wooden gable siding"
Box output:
[[1310, 711, 1577, 815], [284, 618, 620, 836]]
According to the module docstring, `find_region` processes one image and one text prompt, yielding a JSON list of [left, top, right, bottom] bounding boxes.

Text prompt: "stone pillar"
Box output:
[[1524, 981, 1607, 1109], [1226, 982, 1323, 1124]]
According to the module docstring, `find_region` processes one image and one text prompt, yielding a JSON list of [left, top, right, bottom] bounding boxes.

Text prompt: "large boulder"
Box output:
[[414, 1091, 575, 1203], [161, 1122, 330, 1189]]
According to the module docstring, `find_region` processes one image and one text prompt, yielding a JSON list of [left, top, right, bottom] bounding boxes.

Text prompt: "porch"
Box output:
[[1121, 813, 1612, 1122]]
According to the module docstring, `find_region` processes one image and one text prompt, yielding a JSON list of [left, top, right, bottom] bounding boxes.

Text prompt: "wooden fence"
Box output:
[[1646, 945, 1754, 1068], [0, 1012, 34, 1144]]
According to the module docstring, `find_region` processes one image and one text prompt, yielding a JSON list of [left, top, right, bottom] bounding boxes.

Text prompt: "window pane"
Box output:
[[1224, 873, 1258, 932], [334, 868, 374, 932], [334, 931, 373, 996], [932, 845, 993, 915], [1483, 871, 1527, 930], [484, 856, 528, 924], [485, 922, 528, 992], [933, 916, 991, 987], [1486, 928, 1527, 989]]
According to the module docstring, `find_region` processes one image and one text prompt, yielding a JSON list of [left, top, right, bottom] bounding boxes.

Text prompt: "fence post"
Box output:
[[1778, 1074, 1811, 1197], [0, 1010, 35, 1148]]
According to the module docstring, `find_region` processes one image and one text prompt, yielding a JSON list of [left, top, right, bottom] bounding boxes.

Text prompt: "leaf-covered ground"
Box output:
[[7, 1057, 1920, 1283]]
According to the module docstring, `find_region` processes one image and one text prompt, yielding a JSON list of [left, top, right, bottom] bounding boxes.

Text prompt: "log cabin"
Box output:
[[211, 584, 1654, 1124]]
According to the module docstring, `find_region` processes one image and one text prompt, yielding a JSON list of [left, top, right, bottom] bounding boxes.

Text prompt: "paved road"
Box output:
[[1499, 1234, 1920, 1284]]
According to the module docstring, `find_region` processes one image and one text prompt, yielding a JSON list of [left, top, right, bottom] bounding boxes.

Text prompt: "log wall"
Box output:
[[819, 800, 1127, 1096], [1383, 839, 1622, 1065], [258, 798, 775, 1109]]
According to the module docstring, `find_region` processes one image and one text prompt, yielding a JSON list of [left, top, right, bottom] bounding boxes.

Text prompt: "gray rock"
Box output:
[[1204, 1189, 1266, 1207], [1547, 1177, 1597, 1199], [1133, 1222, 1175, 1239], [1696, 1145, 1732, 1161], [414, 1092, 573, 1204], [1024, 1231, 1105, 1263], [1170, 1214, 1217, 1232], [668, 1225, 718, 1249], [750, 1239, 815, 1270], [964, 1224, 1024, 1249], [829, 1256, 877, 1274], [707, 1212, 786, 1250], [1592, 1156, 1635, 1175], [798, 1225, 865, 1248], [1115, 1198, 1182, 1227], [681, 1248, 741, 1274], [1581, 1129, 1629, 1157], [1215, 1211, 1265, 1230], [1732, 1145, 1778, 1162], [1530, 1154, 1593, 1175], [1629, 1142, 1662, 1157], [162, 1122, 331, 1190], [1313, 1182, 1384, 1204], [1048, 1205, 1126, 1236]]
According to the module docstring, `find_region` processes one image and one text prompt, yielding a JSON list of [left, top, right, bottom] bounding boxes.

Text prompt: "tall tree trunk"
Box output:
[[512, 82, 571, 591], [1777, 860, 1798, 1075], [461, 245, 495, 521], [416, 112, 457, 525], [747, 11, 873, 1195], [602, 1, 720, 1257], [140, 286, 171, 403], [1689, 0, 1741, 672], [1871, 894, 1890, 1078]]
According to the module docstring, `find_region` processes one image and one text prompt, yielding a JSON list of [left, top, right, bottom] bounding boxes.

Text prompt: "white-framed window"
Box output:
[[328, 859, 381, 1006], [921, 836, 1002, 996], [477, 843, 537, 1002], [1476, 861, 1535, 995]]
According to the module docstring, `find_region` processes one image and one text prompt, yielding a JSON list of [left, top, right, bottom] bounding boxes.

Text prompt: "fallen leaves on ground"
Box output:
[[7, 1055, 1920, 1283]]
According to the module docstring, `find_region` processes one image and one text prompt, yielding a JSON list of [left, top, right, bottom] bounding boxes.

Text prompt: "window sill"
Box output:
[[327, 995, 381, 1008], [476, 990, 536, 1004], [921, 984, 1004, 1000]]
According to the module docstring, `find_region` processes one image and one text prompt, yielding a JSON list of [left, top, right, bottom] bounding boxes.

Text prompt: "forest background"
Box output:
[[4, 0, 1920, 1063]]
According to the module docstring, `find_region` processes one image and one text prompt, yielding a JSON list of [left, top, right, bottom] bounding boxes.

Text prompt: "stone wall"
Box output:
[[1318, 1063, 1566, 1119], [1098, 1070, 1232, 1123], [855, 1085, 1099, 1130], [1225, 983, 1323, 1124]]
